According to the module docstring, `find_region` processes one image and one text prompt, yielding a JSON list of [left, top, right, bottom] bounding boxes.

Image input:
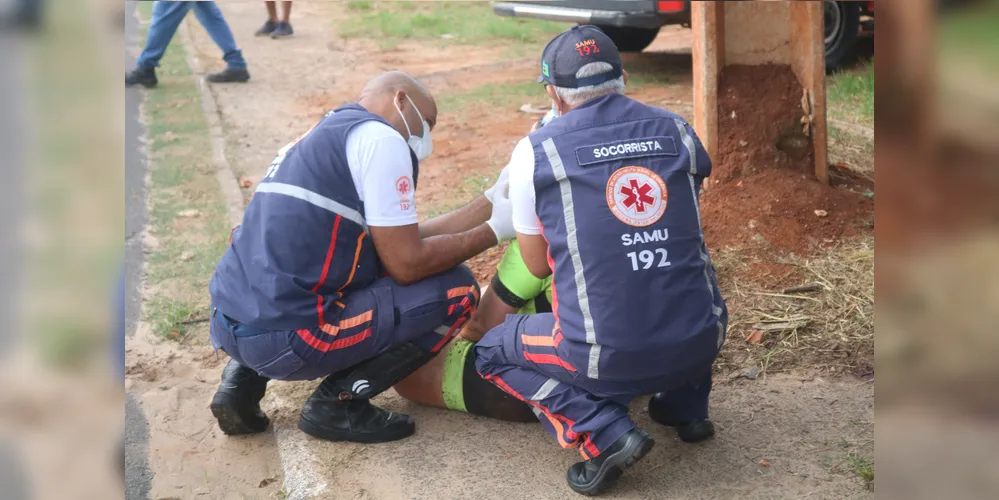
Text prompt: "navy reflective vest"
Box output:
[[210, 104, 419, 330], [529, 93, 727, 382]]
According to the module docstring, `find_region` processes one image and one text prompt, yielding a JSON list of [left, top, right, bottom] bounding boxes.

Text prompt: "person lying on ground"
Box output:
[[207, 71, 517, 444], [473, 25, 728, 496], [393, 239, 551, 423]]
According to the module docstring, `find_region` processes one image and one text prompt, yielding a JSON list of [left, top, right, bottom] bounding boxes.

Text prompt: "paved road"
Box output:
[[124, 2, 153, 499]]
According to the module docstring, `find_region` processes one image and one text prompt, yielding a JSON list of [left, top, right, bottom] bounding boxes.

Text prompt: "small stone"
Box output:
[[814, 209, 828, 217], [178, 209, 201, 218], [742, 366, 762, 380], [759, 459, 771, 467], [180, 251, 195, 262], [441, 34, 455, 39], [739, 140, 748, 147]]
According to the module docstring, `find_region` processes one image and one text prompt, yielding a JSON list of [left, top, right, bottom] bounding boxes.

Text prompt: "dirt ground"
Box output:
[[128, 3, 875, 499]]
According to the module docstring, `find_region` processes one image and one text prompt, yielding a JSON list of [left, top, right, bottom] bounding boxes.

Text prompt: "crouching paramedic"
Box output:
[[207, 71, 516, 444], [474, 26, 728, 496]]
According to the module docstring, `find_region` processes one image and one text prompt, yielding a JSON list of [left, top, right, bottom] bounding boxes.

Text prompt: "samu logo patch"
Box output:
[[606, 166, 668, 227]]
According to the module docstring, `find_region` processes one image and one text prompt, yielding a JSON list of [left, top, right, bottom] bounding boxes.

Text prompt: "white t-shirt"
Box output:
[[507, 137, 542, 235], [344, 120, 419, 227]]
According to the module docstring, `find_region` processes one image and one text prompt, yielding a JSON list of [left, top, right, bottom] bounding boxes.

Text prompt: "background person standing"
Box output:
[[255, 1, 293, 38], [124, 1, 249, 88]]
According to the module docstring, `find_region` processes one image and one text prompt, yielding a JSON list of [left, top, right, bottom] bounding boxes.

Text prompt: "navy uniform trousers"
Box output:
[[476, 313, 714, 459], [210, 265, 479, 382]]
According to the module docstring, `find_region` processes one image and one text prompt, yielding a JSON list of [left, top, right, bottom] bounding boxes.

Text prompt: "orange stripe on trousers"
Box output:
[[482, 373, 580, 449], [521, 335, 555, 347], [523, 352, 577, 372], [318, 310, 374, 336], [296, 327, 372, 353]]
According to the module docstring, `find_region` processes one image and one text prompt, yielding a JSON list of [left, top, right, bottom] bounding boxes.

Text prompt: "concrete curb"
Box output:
[[176, 19, 328, 500], [177, 19, 246, 229]]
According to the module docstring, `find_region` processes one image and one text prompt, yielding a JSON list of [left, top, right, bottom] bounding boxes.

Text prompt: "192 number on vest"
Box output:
[[626, 248, 671, 271]]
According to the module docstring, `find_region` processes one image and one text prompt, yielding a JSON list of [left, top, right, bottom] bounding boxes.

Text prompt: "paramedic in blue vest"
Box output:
[[475, 26, 728, 496], [207, 71, 517, 444]]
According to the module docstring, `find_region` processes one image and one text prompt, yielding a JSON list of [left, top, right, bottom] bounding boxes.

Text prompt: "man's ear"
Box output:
[[545, 85, 562, 114], [622, 69, 629, 86]]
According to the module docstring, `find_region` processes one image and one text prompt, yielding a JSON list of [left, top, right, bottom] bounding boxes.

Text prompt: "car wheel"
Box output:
[[824, 1, 861, 72]]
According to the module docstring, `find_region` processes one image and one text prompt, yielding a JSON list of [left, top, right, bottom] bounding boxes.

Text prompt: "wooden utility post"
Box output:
[[691, 1, 829, 184]]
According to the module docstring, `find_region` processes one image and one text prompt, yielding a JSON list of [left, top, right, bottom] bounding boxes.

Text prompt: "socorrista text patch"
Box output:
[[576, 136, 678, 166]]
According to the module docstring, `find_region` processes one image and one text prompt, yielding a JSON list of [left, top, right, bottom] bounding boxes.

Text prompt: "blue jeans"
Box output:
[[136, 1, 247, 71]]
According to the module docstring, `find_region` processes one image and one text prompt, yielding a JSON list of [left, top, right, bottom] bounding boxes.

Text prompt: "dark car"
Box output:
[[493, 0, 874, 72]]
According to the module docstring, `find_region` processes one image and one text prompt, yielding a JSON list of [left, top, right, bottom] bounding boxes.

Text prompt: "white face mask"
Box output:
[[395, 94, 433, 161]]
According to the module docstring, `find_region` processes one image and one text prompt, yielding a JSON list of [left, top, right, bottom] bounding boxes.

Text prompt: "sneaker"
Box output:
[[270, 21, 294, 38], [205, 67, 250, 84], [125, 66, 157, 88], [255, 19, 277, 36], [210, 359, 270, 435], [297, 376, 415, 443], [565, 429, 655, 496]]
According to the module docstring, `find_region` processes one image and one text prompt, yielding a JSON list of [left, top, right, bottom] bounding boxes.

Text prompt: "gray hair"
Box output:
[[552, 62, 625, 106]]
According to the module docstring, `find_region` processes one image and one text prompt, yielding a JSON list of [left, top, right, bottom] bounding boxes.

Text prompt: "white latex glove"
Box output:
[[483, 164, 511, 204], [485, 187, 516, 243]]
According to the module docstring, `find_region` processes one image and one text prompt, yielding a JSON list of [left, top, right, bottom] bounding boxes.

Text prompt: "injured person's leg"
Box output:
[[394, 337, 537, 423]]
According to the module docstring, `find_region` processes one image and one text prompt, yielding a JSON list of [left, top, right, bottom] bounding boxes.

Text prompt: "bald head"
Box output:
[[359, 71, 437, 141]]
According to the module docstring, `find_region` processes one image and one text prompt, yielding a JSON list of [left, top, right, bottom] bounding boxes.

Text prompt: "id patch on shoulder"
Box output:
[[576, 136, 678, 166]]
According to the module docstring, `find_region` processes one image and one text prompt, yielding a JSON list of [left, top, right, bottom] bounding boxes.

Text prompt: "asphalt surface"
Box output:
[[0, 18, 29, 500], [124, 2, 153, 499]]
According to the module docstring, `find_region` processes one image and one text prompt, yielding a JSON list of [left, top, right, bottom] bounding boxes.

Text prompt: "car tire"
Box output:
[[593, 25, 661, 53], [824, 1, 861, 72]]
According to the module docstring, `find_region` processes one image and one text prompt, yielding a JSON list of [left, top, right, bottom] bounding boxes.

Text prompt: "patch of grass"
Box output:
[[938, 2, 999, 70], [715, 236, 874, 377], [827, 62, 874, 127], [346, 1, 373, 11], [828, 126, 874, 177], [846, 453, 875, 487], [338, 2, 564, 49], [146, 298, 212, 341], [439, 81, 544, 113], [627, 67, 673, 88], [138, 13, 232, 342]]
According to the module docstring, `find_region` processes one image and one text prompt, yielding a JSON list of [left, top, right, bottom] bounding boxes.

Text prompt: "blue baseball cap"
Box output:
[[538, 25, 623, 88]]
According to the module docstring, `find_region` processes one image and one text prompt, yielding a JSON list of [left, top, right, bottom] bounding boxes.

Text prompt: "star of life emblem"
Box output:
[[606, 166, 668, 227]]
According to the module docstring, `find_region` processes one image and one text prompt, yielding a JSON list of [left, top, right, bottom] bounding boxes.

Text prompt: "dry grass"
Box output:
[[715, 236, 875, 378]]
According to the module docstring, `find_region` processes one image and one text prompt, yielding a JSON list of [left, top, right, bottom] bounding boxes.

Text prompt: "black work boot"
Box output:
[[210, 359, 270, 435], [647, 394, 716, 443], [566, 429, 655, 496], [205, 67, 250, 83], [125, 66, 157, 88], [298, 376, 415, 443]]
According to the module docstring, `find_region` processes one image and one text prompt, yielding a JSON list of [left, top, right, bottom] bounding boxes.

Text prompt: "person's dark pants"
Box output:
[[136, 1, 246, 71], [210, 265, 479, 382], [475, 313, 713, 459]]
